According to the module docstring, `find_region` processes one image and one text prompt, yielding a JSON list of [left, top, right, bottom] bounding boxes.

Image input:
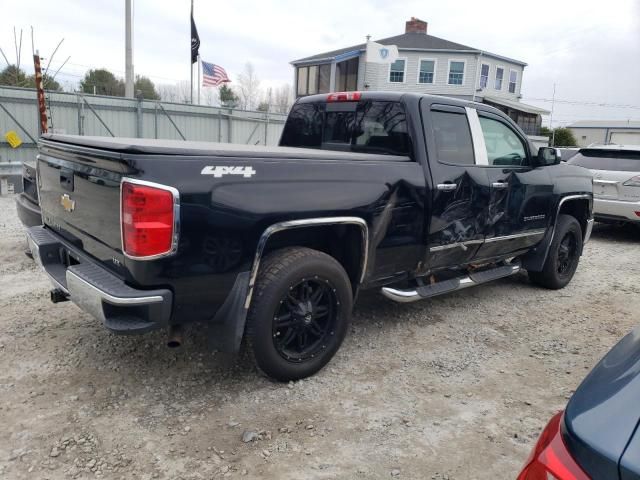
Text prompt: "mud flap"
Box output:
[[207, 271, 250, 353], [521, 228, 554, 272]]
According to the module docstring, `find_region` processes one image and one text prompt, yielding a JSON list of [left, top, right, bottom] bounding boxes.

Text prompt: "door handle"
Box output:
[[436, 183, 457, 191], [491, 181, 508, 189]]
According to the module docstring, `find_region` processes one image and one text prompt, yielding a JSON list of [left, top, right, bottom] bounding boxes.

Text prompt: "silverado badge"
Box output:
[[60, 193, 75, 212]]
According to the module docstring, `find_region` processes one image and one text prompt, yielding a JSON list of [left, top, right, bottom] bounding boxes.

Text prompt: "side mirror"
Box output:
[[536, 147, 561, 167]]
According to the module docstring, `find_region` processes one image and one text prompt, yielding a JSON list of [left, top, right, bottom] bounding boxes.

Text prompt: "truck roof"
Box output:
[[297, 90, 489, 111]]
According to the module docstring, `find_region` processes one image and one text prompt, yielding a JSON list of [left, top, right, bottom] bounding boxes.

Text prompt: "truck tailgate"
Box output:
[[37, 141, 127, 265]]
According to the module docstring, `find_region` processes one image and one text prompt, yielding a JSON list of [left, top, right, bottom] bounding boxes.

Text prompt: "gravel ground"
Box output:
[[1, 194, 639, 480]]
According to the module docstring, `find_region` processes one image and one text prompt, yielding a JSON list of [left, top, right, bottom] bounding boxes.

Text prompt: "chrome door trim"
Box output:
[[465, 107, 488, 166], [244, 216, 369, 309], [484, 229, 547, 243], [429, 238, 484, 252]]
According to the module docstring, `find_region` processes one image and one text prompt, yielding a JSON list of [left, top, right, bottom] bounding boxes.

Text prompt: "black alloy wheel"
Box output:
[[245, 247, 353, 381], [273, 278, 338, 362], [557, 231, 578, 277], [528, 214, 583, 290]]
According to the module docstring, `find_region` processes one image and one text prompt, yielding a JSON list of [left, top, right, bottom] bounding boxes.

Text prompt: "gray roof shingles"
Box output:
[[292, 32, 526, 66]]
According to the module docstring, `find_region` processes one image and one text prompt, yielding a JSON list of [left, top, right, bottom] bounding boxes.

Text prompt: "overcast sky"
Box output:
[[2, 0, 639, 125]]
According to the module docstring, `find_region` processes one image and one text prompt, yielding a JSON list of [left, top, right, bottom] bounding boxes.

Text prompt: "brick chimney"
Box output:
[[405, 17, 427, 34]]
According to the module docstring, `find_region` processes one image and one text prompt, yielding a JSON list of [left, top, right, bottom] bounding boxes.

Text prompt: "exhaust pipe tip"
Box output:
[[167, 325, 183, 348], [50, 289, 70, 303]]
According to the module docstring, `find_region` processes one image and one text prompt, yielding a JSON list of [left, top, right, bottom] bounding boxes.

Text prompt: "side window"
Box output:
[[478, 116, 527, 166], [431, 110, 475, 165], [280, 103, 322, 147]]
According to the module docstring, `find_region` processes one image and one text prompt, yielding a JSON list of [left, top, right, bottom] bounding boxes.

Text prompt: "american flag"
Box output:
[[202, 61, 230, 87]]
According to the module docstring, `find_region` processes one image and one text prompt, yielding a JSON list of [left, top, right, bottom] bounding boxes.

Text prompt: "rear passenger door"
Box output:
[[421, 102, 489, 269], [472, 110, 553, 260]]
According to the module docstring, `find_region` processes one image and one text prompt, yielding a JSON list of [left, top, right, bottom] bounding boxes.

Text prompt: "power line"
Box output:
[[523, 97, 640, 110]]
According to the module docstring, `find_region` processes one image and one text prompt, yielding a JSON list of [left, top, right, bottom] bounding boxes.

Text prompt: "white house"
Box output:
[[291, 17, 549, 136]]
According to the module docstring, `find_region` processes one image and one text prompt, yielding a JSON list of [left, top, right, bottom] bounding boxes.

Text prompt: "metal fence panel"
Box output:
[[0, 86, 287, 190]]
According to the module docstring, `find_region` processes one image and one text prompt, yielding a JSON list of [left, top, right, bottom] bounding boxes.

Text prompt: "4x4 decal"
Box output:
[[201, 166, 256, 178]]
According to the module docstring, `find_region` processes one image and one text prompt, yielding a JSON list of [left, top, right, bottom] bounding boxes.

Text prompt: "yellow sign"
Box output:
[[60, 194, 76, 213], [4, 131, 22, 148]]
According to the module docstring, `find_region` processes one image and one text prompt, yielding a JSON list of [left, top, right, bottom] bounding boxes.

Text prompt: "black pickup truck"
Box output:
[[26, 91, 593, 381]]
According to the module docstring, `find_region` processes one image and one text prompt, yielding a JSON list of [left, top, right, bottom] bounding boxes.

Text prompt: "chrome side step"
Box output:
[[381, 264, 521, 303]]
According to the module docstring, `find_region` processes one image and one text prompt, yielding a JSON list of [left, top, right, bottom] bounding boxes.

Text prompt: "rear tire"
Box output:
[[528, 214, 583, 289], [246, 247, 353, 382]]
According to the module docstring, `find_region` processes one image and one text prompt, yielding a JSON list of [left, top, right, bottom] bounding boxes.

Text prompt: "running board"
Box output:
[[381, 264, 521, 303]]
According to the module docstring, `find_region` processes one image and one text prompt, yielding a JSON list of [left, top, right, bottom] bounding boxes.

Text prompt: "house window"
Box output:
[[448, 61, 465, 85], [336, 57, 359, 91], [509, 70, 518, 93], [418, 59, 435, 84], [308, 65, 318, 95], [479, 64, 489, 88], [297, 67, 308, 96], [318, 64, 331, 93], [296, 64, 332, 96], [495, 67, 504, 90], [389, 59, 406, 83]]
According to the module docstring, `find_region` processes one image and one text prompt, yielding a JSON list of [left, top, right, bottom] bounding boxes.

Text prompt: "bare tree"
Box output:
[[236, 62, 261, 110], [157, 81, 192, 104], [273, 84, 293, 114], [201, 86, 218, 107]]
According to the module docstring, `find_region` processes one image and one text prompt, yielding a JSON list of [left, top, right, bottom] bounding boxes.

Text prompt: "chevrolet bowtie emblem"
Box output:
[[60, 193, 75, 212]]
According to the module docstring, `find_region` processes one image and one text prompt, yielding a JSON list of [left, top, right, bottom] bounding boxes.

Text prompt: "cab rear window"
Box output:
[[568, 149, 640, 171], [280, 100, 412, 158]]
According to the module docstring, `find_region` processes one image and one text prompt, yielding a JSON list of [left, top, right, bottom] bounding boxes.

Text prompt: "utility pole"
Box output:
[[549, 83, 556, 146], [125, 0, 134, 98], [363, 34, 370, 90]]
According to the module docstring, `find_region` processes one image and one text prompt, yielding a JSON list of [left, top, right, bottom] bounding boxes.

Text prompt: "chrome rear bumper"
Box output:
[[26, 226, 172, 334]]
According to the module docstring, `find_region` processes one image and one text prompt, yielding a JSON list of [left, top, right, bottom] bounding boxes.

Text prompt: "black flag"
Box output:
[[190, 8, 200, 64]]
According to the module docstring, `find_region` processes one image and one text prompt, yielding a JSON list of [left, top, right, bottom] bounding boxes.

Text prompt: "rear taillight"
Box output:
[[623, 175, 640, 187], [121, 180, 178, 259], [517, 412, 590, 480], [327, 91, 362, 102]]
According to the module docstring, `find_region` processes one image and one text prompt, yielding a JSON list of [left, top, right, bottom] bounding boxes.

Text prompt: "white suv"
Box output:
[[568, 145, 640, 225]]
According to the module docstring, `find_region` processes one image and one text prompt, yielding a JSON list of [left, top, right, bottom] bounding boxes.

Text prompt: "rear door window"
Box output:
[[280, 100, 412, 157], [568, 149, 640, 171], [430, 110, 475, 165]]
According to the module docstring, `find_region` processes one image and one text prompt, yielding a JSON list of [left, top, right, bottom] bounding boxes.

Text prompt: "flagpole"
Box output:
[[190, 0, 193, 104]]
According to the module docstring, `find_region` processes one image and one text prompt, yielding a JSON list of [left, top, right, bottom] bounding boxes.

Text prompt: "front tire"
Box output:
[[246, 247, 353, 381], [528, 214, 583, 289]]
